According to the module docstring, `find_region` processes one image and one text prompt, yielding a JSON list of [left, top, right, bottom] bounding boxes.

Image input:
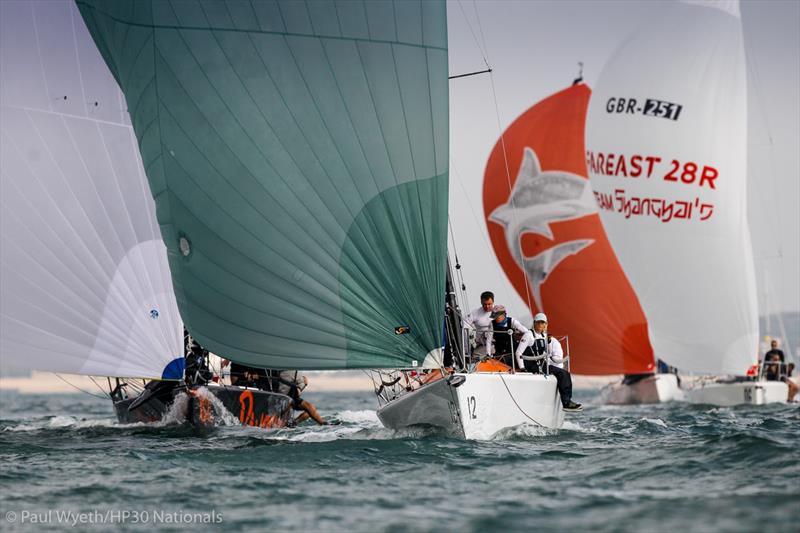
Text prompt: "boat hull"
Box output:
[[114, 385, 292, 428], [187, 386, 292, 428], [377, 372, 564, 440], [601, 374, 684, 405], [113, 395, 171, 424], [686, 380, 788, 406]]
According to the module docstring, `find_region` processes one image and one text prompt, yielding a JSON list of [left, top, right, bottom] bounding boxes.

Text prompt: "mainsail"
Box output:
[[484, 84, 655, 375], [585, 0, 758, 375], [0, 0, 182, 379], [77, 0, 450, 369]]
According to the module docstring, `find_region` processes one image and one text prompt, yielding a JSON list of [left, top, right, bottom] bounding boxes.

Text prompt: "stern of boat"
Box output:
[[686, 380, 788, 406]]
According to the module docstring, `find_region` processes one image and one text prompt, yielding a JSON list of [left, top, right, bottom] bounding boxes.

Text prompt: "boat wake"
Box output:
[[2, 415, 127, 432]]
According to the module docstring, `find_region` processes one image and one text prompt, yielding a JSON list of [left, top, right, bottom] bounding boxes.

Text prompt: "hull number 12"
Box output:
[[467, 396, 477, 419]]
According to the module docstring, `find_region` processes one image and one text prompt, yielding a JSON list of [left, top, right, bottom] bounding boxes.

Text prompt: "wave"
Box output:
[[3, 415, 140, 432]]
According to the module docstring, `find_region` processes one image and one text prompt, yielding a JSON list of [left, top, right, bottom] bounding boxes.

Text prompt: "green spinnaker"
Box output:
[[77, 0, 449, 369]]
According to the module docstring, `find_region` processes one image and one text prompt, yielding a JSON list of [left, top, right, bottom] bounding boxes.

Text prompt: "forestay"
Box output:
[[585, 0, 757, 374], [77, 0, 450, 369], [0, 0, 182, 379]]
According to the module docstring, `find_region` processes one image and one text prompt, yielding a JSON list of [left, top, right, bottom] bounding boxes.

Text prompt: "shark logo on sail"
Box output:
[[489, 147, 596, 310], [484, 83, 657, 376]]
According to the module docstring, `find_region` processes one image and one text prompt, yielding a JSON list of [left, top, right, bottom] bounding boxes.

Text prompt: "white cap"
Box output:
[[533, 312, 548, 322]]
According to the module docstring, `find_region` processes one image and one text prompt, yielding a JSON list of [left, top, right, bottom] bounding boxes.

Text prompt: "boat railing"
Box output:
[[757, 358, 793, 382], [369, 367, 450, 406], [463, 327, 571, 374]]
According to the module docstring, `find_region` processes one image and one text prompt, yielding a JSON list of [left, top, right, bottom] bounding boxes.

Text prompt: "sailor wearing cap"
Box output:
[[531, 312, 582, 412], [488, 304, 534, 367]]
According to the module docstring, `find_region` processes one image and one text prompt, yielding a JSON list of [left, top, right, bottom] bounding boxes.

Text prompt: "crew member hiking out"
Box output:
[[527, 312, 583, 412], [271, 370, 327, 426]]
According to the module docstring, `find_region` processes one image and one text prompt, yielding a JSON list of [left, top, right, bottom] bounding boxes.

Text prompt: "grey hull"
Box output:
[[376, 378, 463, 437]]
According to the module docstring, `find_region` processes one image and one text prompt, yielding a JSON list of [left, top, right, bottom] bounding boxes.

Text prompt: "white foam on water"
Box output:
[[562, 420, 596, 433], [492, 422, 559, 440], [157, 391, 190, 426], [3, 416, 137, 432], [258, 408, 440, 442], [643, 418, 668, 428], [336, 409, 380, 425], [195, 387, 241, 426]]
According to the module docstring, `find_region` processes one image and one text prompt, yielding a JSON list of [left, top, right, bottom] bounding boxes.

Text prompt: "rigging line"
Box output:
[[54, 373, 109, 400], [456, 0, 489, 69], [447, 231, 468, 313], [89, 376, 112, 399], [498, 374, 546, 428], [487, 69, 535, 312], [447, 221, 468, 307], [742, 29, 786, 257], [449, 160, 493, 252], [453, 1, 533, 312], [471, 0, 490, 64]]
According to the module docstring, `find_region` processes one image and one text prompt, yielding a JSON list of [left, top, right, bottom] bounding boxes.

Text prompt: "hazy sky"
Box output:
[[445, 0, 800, 316]]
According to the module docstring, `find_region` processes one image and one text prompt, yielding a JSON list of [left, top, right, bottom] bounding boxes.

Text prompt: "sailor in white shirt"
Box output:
[[529, 312, 582, 412], [462, 291, 496, 356], [532, 322, 565, 368]]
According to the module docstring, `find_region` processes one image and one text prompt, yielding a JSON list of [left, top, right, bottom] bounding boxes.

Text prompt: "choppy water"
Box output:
[[1, 389, 798, 532]]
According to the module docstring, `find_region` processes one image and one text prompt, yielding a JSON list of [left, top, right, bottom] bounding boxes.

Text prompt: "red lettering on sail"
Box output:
[[588, 151, 718, 189]]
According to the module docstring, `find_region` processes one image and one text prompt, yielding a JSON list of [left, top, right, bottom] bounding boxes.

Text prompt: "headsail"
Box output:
[[0, 0, 182, 379], [484, 84, 655, 375], [77, 0, 450, 369], [585, 1, 757, 374]]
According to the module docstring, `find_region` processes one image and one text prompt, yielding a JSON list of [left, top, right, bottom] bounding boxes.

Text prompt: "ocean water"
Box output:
[[1, 389, 798, 532]]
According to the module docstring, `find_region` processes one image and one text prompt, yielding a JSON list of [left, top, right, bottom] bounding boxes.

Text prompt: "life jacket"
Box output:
[[492, 317, 515, 356], [531, 332, 549, 356]]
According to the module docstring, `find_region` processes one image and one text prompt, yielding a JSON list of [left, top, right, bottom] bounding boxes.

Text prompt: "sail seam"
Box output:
[[311, 7, 424, 325], [75, 1, 447, 52], [148, 41, 349, 295], [8, 112, 152, 331]]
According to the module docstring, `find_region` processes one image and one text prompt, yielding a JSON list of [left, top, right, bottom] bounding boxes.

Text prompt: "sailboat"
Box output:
[[1, 0, 293, 428], [1, 0, 183, 398], [71, 0, 565, 438], [482, 81, 682, 405], [584, 0, 787, 406]]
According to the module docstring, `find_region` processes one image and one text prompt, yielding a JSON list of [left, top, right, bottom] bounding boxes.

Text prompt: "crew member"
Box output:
[[529, 312, 582, 412], [271, 370, 327, 426], [488, 304, 533, 369], [463, 291, 496, 357]]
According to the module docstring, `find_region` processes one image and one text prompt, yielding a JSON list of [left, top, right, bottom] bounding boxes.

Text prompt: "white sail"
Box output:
[[0, 0, 182, 379], [585, 1, 758, 375]]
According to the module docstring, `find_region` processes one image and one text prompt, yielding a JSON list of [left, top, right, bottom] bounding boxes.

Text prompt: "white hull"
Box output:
[[686, 380, 788, 406], [601, 374, 684, 405], [377, 372, 564, 440]]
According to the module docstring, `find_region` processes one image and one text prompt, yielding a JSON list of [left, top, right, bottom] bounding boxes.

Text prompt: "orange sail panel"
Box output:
[[482, 84, 653, 375]]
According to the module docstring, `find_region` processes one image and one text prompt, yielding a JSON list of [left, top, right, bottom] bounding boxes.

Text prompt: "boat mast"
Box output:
[[444, 258, 465, 369]]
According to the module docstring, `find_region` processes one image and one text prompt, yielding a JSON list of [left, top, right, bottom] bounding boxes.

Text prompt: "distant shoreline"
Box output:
[[0, 370, 618, 395]]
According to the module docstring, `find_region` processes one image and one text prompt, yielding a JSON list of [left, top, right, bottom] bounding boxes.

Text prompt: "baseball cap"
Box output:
[[533, 312, 548, 322], [490, 304, 507, 318]]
